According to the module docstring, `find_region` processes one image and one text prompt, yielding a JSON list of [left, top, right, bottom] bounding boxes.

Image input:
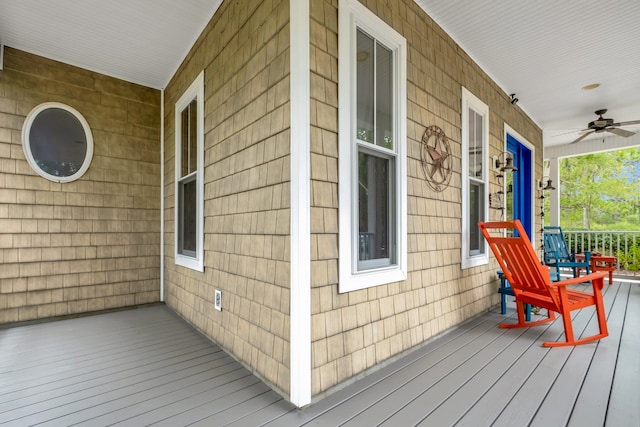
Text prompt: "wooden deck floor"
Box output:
[[1, 280, 637, 426]]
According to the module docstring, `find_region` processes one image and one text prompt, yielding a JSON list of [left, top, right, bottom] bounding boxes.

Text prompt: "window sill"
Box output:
[[461, 255, 489, 270], [339, 265, 406, 293], [175, 254, 204, 272]]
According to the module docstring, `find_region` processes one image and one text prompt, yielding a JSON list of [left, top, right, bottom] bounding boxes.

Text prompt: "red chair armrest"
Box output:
[[548, 271, 607, 289]]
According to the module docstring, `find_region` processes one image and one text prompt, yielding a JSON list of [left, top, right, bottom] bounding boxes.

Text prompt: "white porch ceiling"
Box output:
[[1, 0, 639, 147], [0, 0, 222, 89], [415, 0, 640, 147]]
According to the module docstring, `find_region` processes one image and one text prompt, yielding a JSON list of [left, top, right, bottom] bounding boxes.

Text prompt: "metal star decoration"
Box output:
[[420, 125, 452, 192]]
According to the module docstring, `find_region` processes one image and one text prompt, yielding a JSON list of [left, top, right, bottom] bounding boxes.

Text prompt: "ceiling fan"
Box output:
[[570, 109, 640, 144]]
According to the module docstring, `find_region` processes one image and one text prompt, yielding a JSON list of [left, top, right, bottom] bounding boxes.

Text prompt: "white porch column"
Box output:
[[289, 0, 311, 408]]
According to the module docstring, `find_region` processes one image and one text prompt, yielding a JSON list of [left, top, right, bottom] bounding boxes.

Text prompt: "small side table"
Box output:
[[576, 253, 616, 285]]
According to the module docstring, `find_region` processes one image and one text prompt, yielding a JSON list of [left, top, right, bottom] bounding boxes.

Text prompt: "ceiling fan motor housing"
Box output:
[[589, 117, 614, 129]]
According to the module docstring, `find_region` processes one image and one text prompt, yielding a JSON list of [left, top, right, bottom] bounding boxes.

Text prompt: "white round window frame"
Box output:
[[22, 102, 94, 183]]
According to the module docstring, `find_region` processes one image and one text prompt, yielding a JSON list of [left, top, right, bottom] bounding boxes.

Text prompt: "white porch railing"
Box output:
[[562, 230, 640, 272]]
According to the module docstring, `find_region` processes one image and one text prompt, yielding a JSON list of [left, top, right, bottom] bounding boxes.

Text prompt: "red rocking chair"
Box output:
[[479, 220, 608, 347]]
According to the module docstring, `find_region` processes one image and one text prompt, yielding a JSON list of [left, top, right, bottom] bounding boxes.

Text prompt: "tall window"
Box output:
[[461, 87, 489, 268], [338, 0, 407, 292], [175, 72, 204, 271]]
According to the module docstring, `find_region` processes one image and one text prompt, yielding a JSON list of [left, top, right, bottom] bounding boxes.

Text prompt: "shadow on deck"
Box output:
[[1, 280, 637, 426]]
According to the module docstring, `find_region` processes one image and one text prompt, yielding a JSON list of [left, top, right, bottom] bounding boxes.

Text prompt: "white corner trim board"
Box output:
[[289, 0, 311, 408]]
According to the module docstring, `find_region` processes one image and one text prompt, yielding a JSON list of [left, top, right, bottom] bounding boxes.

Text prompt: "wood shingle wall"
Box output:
[[308, 0, 543, 396], [163, 0, 292, 396], [0, 0, 545, 405], [0, 48, 161, 324]]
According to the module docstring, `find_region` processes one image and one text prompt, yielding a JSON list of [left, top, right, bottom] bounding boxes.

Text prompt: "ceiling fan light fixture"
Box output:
[[581, 83, 600, 91]]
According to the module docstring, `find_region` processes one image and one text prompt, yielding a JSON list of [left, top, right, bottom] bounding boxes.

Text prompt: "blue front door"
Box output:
[[506, 134, 532, 239]]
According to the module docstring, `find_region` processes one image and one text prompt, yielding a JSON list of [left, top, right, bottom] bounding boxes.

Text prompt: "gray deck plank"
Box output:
[[0, 308, 202, 382], [0, 343, 218, 406], [410, 290, 616, 425], [0, 334, 210, 392], [455, 282, 617, 427], [487, 281, 618, 427], [348, 323, 521, 427], [263, 312, 506, 427], [316, 315, 509, 427], [0, 306, 171, 342], [563, 282, 629, 427], [528, 284, 627, 427], [224, 399, 295, 427], [416, 316, 549, 426], [184, 389, 284, 426], [0, 348, 225, 423], [605, 282, 640, 426], [4, 356, 238, 426], [115, 378, 268, 426], [528, 343, 596, 426], [377, 325, 530, 426], [450, 310, 573, 427], [0, 281, 636, 427], [0, 323, 196, 370], [40, 368, 250, 426], [0, 329, 195, 378], [0, 307, 184, 366], [0, 349, 229, 412]]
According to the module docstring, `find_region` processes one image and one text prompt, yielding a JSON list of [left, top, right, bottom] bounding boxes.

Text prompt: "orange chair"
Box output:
[[479, 220, 608, 347]]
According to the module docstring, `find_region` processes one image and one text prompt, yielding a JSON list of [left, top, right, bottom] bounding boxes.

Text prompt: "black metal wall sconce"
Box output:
[[537, 176, 556, 191], [492, 152, 518, 175]]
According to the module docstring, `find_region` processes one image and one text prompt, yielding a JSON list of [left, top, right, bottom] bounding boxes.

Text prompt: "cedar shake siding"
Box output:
[[0, 47, 161, 323]]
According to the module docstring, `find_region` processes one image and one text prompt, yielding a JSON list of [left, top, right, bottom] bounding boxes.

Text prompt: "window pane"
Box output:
[[178, 176, 197, 255], [375, 42, 393, 149], [356, 29, 374, 143], [468, 108, 483, 178], [181, 107, 189, 177], [469, 182, 485, 255], [29, 108, 88, 178], [189, 100, 198, 173], [180, 100, 198, 178], [358, 151, 395, 265]]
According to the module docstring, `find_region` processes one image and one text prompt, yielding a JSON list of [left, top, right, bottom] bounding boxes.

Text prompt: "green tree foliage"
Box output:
[[558, 147, 640, 230]]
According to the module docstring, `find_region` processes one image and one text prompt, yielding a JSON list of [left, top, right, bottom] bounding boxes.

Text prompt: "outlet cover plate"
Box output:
[[214, 289, 222, 311]]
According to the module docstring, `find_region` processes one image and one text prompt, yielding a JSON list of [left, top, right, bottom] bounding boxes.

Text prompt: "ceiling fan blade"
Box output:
[[570, 131, 593, 144], [606, 127, 635, 137], [612, 120, 640, 126]]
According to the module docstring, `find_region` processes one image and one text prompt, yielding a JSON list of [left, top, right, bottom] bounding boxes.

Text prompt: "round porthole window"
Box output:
[[22, 102, 93, 182]]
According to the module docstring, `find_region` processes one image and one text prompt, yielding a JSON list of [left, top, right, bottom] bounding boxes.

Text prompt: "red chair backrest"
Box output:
[[479, 220, 559, 306]]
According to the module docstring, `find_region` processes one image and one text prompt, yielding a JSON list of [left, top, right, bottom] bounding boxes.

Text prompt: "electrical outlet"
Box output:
[[214, 289, 222, 311]]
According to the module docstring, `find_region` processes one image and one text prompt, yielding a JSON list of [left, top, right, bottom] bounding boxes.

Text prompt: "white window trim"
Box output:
[[461, 87, 489, 269], [22, 102, 94, 183], [174, 71, 205, 272], [338, 0, 407, 292]]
